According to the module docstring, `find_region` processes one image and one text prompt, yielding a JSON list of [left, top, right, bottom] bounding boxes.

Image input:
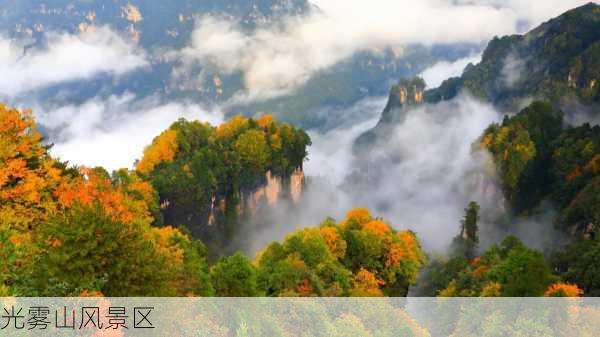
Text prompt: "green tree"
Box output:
[[256, 209, 425, 297], [552, 237, 600, 296], [452, 201, 480, 259], [488, 238, 555, 296], [211, 252, 259, 296], [27, 203, 172, 296]]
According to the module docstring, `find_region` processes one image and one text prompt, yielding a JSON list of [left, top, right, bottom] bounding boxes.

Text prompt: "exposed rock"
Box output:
[[290, 168, 304, 203], [353, 77, 425, 153]]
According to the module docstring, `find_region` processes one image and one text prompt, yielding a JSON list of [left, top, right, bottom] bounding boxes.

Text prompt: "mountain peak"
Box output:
[[423, 1, 600, 110]]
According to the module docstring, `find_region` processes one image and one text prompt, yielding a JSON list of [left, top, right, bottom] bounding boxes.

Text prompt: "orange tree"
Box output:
[[256, 208, 426, 296], [0, 104, 213, 296]]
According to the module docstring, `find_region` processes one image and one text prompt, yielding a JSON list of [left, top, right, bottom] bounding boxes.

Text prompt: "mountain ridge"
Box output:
[[358, 2, 600, 150]]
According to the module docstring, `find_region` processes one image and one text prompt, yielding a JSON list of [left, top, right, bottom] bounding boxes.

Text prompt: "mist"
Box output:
[[420, 55, 481, 88], [175, 0, 590, 101], [237, 94, 509, 254], [34, 94, 223, 171], [0, 26, 147, 99]]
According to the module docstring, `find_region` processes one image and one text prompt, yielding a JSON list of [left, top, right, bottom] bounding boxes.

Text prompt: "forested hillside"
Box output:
[[137, 114, 310, 255], [360, 3, 600, 149], [352, 3, 600, 298], [2, 100, 596, 297], [416, 101, 600, 296], [425, 2, 600, 109]]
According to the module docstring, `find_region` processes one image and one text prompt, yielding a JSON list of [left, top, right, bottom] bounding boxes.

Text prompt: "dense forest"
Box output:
[[137, 114, 310, 255], [0, 104, 421, 297], [424, 2, 600, 109], [1, 98, 597, 297], [1, 3, 600, 299]]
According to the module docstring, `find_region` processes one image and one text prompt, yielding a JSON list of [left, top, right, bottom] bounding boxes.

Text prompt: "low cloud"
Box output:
[[343, 96, 503, 252], [0, 26, 147, 98], [239, 95, 509, 254], [501, 53, 526, 88], [174, 0, 590, 100], [34, 94, 223, 171], [420, 55, 481, 88]]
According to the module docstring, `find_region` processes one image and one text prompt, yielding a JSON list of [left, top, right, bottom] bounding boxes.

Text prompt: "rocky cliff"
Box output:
[[354, 77, 425, 153]]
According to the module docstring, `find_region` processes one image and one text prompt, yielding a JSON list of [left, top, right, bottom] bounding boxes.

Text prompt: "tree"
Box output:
[[235, 129, 270, 183], [488, 240, 555, 296], [256, 209, 425, 297], [28, 203, 171, 296], [137, 116, 311, 255], [24, 202, 213, 296], [451, 202, 480, 259], [438, 236, 555, 297], [552, 238, 600, 296], [544, 283, 583, 297], [211, 252, 258, 296], [0, 104, 68, 294], [136, 129, 178, 174]]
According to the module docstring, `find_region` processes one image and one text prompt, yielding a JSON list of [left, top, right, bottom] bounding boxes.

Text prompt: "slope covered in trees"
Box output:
[[2, 101, 596, 297], [255, 208, 425, 297], [480, 101, 600, 235], [415, 100, 600, 297], [416, 200, 584, 297], [359, 3, 600, 150], [0, 104, 213, 296], [136, 114, 310, 255], [478, 101, 600, 297], [425, 2, 600, 110], [0, 104, 428, 297]]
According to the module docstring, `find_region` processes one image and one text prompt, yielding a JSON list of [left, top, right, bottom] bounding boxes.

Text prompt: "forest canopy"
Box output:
[[0, 100, 597, 298], [136, 114, 311, 254]]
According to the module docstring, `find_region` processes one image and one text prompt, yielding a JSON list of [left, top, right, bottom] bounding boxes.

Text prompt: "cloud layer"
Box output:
[[35, 94, 223, 170], [420, 55, 482, 88], [0, 26, 147, 98], [240, 95, 506, 254], [175, 0, 590, 100]]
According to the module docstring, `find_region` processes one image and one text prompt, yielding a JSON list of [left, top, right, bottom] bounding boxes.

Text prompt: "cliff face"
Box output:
[[353, 77, 425, 152], [207, 168, 305, 226], [378, 78, 426, 126]]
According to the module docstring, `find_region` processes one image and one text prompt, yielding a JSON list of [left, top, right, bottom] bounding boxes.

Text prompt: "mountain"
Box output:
[[354, 77, 425, 149], [426, 2, 600, 110], [352, 3, 600, 297], [0, 0, 311, 103], [0, 0, 310, 48], [358, 2, 600, 149]]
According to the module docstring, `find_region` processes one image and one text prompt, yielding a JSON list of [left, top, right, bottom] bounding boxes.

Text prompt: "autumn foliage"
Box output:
[[256, 208, 426, 296], [135, 115, 310, 255], [0, 105, 212, 296], [545, 283, 584, 297], [136, 129, 178, 174], [3, 102, 595, 299]]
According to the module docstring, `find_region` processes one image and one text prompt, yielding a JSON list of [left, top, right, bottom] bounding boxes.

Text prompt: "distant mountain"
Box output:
[[0, 0, 476, 130], [426, 2, 600, 110], [0, 0, 311, 103], [0, 0, 310, 48], [358, 2, 600, 149]]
